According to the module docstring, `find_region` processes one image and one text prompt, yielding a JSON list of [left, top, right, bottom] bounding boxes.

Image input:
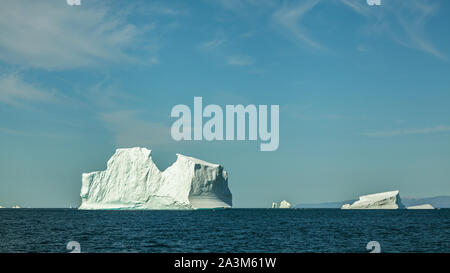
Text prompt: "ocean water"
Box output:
[[0, 209, 449, 253]]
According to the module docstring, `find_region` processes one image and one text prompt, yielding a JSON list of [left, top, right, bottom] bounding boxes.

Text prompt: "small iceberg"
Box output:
[[272, 200, 292, 209], [341, 190, 405, 209], [407, 204, 434, 209], [279, 200, 292, 209], [271, 200, 292, 208]]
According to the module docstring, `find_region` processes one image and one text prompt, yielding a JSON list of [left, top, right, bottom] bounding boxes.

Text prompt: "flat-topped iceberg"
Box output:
[[341, 190, 405, 209], [79, 147, 232, 210], [407, 204, 434, 209]]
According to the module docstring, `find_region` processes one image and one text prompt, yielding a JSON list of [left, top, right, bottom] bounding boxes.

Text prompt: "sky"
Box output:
[[0, 0, 449, 208]]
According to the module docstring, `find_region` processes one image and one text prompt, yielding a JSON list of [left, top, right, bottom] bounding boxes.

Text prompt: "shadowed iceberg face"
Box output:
[[79, 147, 232, 210]]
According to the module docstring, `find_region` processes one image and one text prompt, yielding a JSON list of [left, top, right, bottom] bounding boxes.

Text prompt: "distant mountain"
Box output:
[[402, 196, 450, 208], [295, 196, 450, 208], [295, 200, 355, 209]]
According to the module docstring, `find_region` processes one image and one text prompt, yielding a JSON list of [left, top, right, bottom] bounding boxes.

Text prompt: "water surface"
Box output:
[[0, 209, 449, 253]]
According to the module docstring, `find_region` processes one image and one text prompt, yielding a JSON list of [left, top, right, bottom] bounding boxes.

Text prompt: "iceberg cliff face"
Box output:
[[79, 147, 232, 210], [341, 191, 405, 209]]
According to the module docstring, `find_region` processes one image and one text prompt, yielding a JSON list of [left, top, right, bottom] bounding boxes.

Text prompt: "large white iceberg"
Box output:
[[407, 204, 434, 209], [79, 147, 232, 210], [341, 190, 405, 209]]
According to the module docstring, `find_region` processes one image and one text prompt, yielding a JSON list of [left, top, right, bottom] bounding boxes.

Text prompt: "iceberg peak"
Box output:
[[176, 153, 220, 168]]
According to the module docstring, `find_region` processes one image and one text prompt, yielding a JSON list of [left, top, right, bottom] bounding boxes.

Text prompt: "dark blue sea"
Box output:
[[1, 209, 449, 253]]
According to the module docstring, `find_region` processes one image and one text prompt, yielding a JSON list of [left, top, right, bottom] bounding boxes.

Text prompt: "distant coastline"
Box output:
[[295, 196, 450, 209]]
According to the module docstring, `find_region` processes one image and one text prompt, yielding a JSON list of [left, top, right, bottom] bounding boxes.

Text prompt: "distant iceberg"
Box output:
[[341, 191, 405, 209], [407, 204, 434, 209], [79, 147, 232, 210], [12, 205, 21, 209], [271, 200, 291, 209], [279, 200, 291, 209]]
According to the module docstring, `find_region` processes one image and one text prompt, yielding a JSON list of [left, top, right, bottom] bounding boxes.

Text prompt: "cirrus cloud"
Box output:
[[363, 125, 450, 137], [227, 55, 253, 66], [0, 73, 58, 106], [0, 0, 156, 70]]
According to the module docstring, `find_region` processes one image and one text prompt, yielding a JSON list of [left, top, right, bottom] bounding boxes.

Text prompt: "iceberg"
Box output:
[[12, 205, 21, 209], [279, 200, 291, 209], [0, 205, 4, 209], [341, 190, 405, 209], [79, 147, 232, 210], [271, 202, 278, 208], [407, 204, 434, 209]]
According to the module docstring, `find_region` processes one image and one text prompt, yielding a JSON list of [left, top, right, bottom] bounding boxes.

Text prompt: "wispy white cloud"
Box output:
[[363, 125, 450, 137], [227, 55, 253, 66], [394, 3, 444, 59], [0, 73, 58, 106], [341, 0, 446, 59], [84, 79, 139, 109], [283, 104, 313, 121], [201, 38, 227, 49], [99, 110, 172, 146], [272, 0, 324, 50], [143, 4, 188, 16], [240, 31, 255, 38], [0, 0, 158, 69], [216, 0, 276, 12], [356, 44, 370, 52], [0, 126, 75, 139], [385, 1, 445, 59], [339, 0, 370, 16]]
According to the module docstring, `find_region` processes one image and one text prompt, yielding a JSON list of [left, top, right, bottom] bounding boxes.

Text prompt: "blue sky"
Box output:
[[0, 0, 449, 208]]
